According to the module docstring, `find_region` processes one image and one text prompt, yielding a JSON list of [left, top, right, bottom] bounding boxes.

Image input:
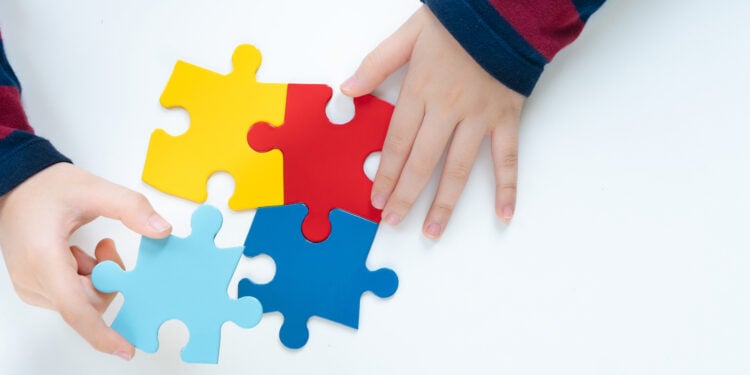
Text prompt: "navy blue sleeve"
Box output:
[[422, 0, 606, 95], [0, 32, 70, 197]]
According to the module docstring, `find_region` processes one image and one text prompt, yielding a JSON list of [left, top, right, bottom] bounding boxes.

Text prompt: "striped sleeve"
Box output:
[[1, 31, 70, 197], [422, 0, 606, 96]]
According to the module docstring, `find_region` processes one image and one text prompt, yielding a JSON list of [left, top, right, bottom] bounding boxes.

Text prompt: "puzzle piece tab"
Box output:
[[238, 203, 398, 349], [248, 84, 393, 242], [92, 205, 262, 363], [143, 44, 286, 210]]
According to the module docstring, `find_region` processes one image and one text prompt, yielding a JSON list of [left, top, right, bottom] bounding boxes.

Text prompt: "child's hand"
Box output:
[[341, 6, 525, 239], [0, 163, 172, 361]]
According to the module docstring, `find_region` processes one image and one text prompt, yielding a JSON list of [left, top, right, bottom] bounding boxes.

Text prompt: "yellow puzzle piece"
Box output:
[[143, 44, 286, 210]]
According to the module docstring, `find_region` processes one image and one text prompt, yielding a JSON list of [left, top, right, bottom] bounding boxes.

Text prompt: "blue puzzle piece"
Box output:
[[92, 205, 262, 363], [238, 204, 398, 349]]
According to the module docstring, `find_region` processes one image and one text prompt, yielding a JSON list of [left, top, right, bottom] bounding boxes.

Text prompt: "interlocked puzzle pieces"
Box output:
[[238, 204, 398, 349], [143, 44, 286, 210], [248, 84, 393, 242], [127, 44, 398, 359], [144, 44, 394, 244], [92, 205, 262, 363]]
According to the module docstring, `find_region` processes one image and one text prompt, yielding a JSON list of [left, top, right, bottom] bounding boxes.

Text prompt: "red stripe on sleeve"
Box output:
[[0, 86, 33, 138], [488, 0, 586, 61]]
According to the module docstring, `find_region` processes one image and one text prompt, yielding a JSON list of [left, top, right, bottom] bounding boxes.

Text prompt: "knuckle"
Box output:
[[445, 161, 472, 182], [485, 116, 503, 134], [129, 191, 150, 207], [375, 172, 398, 189], [486, 109, 519, 132], [438, 88, 463, 115], [402, 71, 430, 97], [89, 334, 111, 352], [406, 158, 433, 180], [59, 305, 85, 328], [432, 201, 455, 217], [383, 132, 412, 157], [498, 96, 523, 116], [428, 82, 469, 121], [499, 181, 518, 195], [502, 152, 519, 168], [401, 81, 421, 98], [388, 194, 414, 212]]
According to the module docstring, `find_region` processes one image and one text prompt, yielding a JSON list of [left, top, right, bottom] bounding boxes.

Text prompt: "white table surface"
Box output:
[[1, 0, 750, 374]]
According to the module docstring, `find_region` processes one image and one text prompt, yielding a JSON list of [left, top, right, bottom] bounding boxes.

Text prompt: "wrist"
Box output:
[[0, 132, 72, 197]]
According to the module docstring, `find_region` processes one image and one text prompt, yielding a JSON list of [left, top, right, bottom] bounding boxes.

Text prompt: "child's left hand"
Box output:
[[342, 6, 525, 239]]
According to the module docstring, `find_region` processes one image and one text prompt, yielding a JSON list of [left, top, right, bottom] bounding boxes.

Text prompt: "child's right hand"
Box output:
[[0, 163, 172, 361]]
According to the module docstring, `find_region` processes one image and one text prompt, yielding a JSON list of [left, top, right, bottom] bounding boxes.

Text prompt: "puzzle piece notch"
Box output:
[[143, 44, 286, 210], [238, 203, 398, 349], [92, 205, 262, 363], [248, 84, 394, 242]]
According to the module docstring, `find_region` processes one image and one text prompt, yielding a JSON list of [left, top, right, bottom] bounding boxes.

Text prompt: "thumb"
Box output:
[[340, 10, 423, 97], [87, 178, 172, 239]]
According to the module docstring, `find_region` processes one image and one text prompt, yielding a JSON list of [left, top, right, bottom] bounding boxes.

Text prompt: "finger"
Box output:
[[382, 109, 456, 226], [371, 71, 426, 210], [79, 275, 117, 314], [87, 178, 171, 238], [46, 263, 134, 360], [70, 246, 97, 275], [423, 120, 486, 239], [491, 121, 521, 222], [93, 238, 124, 270], [340, 10, 423, 97]]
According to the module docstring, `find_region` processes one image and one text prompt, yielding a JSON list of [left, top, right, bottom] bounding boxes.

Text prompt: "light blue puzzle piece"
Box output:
[[238, 204, 398, 349], [93, 205, 262, 363]]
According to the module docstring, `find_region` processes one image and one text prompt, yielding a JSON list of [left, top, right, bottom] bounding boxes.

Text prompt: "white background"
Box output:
[[1, 0, 750, 374]]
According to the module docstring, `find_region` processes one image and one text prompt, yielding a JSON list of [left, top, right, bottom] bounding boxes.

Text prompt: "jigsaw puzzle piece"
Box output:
[[179, 295, 261, 363], [92, 205, 263, 363], [93, 261, 163, 353], [248, 84, 394, 242], [91, 261, 128, 293], [238, 203, 398, 349], [111, 305, 162, 354], [143, 44, 286, 210]]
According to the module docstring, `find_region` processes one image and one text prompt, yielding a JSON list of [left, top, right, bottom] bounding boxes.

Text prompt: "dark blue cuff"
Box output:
[[0, 131, 72, 196], [422, 0, 548, 96], [0, 38, 22, 90]]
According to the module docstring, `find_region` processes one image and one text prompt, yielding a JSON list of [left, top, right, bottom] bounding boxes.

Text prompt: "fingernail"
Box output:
[[425, 223, 442, 239], [501, 205, 514, 222], [340, 76, 358, 92], [371, 192, 387, 209], [384, 213, 401, 226], [148, 214, 171, 232], [114, 350, 132, 361]]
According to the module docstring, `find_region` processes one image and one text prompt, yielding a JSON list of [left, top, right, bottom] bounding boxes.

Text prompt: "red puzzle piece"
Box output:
[[248, 84, 393, 242]]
